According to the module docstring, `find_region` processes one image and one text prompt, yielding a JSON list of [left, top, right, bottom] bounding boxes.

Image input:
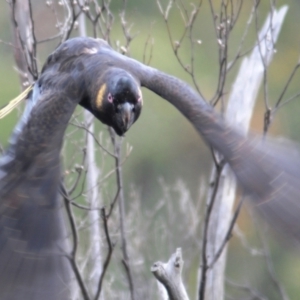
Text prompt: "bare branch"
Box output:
[[109, 128, 136, 300], [151, 248, 190, 300], [274, 60, 300, 110], [94, 208, 116, 300], [10, 0, 38, 86], [208, 197, 244, 269], [62, 185, 91, 300]]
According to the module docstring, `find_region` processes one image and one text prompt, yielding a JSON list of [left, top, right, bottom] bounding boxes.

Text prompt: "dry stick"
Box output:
[[77, 4, 104, 297], [109, 129, 136, 300], [254, 5, 270, 133], [76, 0, 100, 38], [70, 169, 88, 201], [207, 197, 244, 269], [106, 186, 121, 218], [68, 173, 121, 215], [151, 248, 189, 300], [229, 0, 243, 30], [10, 0, 36, 87], [62, 185, 91, 300], [275, 91, 300, 111], [198, 159, 224, 300], [226, 278, 267, 300], [142, 32, 154, 66], [101, 1, 114, 44], [70, 121, 116, 157], [182, 0, 203, 97], [120, 8, 135, 53], [26, 0, 37, 76], [94, 208, 115, 300], [210, 0, 232, 106], [188, 4, 202, 92], [93, 1, 107, 39], [68, 166, 84, 196], [68, 147, 87, 195], [157, 0, 204, 98], [59, 0, 78, 43], [198, 6, 288, 300], [227, 4, 255, 72], [274, 61, 300, 110]]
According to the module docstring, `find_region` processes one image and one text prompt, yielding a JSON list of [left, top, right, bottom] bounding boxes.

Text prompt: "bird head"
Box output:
[[87, 68, 142, 136]]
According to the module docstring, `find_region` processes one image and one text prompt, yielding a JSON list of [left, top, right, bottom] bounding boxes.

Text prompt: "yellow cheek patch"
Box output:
[[138, 88, 143, 105], [96, 84, 107, 109]]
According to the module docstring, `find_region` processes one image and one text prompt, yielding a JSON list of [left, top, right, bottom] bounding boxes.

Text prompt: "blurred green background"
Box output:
[[1, 0, 300, 299]]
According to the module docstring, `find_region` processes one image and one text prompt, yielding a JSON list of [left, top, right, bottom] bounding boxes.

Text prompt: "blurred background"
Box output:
[[1, 0, 300, 299]]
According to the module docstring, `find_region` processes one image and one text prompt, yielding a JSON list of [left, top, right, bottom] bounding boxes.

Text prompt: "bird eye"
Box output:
[[108, 93, 113, 103]]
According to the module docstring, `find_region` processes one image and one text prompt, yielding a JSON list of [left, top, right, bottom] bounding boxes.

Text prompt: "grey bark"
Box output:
[[152, 248, 190, 300], [10, 0, 36, 87]]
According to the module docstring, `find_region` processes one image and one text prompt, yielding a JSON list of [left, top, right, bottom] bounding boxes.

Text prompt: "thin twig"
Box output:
[[62, 185, 91, 300], [109, 128, 136, 300], [208, 197, 244, 268], [274, 61, 300, 109], [198, 159, 224, 300], [94, 208, 115, 300], [70, 121, 117, 158]]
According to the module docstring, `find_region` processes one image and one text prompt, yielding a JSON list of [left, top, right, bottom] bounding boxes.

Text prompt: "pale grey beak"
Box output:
[[119, 102, 134, 131]]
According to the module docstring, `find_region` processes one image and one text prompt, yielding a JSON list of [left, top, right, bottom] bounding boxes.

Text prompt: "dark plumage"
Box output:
[[1, 36, 300, 299]]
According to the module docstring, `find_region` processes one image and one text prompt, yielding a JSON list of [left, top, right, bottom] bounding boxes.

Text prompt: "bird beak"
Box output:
[[120, 102, 134, 131]]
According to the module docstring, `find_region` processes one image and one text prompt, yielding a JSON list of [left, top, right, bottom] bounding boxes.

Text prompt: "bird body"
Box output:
[[0, 36, 300, 298]]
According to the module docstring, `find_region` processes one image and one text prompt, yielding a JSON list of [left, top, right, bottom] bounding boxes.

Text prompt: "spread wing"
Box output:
[[48, 37, 300, 242], [0, 80, 78, 299], [0, 155, 71, 300], [138, 65, 300, 243], [138, 66, 300, 242], [69, 37, 300, 242]]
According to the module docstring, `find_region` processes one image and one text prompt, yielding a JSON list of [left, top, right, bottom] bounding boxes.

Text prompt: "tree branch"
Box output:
[[151, 248, 189, 300]]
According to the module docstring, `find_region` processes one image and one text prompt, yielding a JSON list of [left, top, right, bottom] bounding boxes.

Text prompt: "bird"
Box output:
[[0, 38, 143, 299], [1, 36, 300, 298]]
